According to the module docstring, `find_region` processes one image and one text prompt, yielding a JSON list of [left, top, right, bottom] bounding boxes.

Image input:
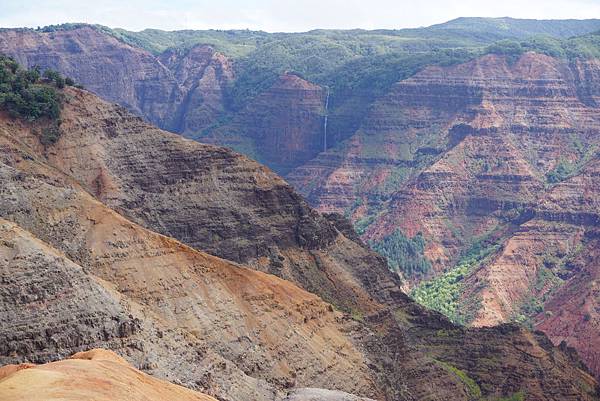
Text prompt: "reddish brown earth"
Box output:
[[0, 349, 218, 401], [288, 52, 600, 380], [0, 86, 598, 400], [0, 26, 233, 134], [201, 72, 327, 174], [2, 26, 600, 394]]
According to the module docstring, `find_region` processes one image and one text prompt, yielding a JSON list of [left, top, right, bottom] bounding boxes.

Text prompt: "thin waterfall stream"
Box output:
[[323, 86, 330, 152]]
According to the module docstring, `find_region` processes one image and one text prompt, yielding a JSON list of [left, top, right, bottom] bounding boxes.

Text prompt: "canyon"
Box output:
[[0, 82, 598, 400], [2, 19, 600, 399]]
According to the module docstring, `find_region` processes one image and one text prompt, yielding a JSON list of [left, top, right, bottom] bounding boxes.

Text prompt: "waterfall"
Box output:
[[323, 86, 330, 152]]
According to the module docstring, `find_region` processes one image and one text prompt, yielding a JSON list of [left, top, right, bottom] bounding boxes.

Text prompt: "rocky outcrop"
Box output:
[[0, 27, 233, 134], [535, 235, 600, 380], [0, 349, 218, 401], [0, 156, 379, 399], [465, 158, 600, 375], [201, 72, 327, 175]]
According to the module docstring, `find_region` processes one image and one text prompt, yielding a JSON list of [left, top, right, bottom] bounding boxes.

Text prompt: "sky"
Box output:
[[1, 0, 600, 32]]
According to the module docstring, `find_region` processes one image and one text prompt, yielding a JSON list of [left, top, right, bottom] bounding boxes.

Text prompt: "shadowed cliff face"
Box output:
[[0, 87, 598, 401], [0, 27, 234, 134], [199, 72, 328, 175]]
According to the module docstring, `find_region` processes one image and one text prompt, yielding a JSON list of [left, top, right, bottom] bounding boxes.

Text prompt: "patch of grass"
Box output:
[[350, 309, 364, 322], [435, 360, 482, 399], [493, 391, 526, 401]]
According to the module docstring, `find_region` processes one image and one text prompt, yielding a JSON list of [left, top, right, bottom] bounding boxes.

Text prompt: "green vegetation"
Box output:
[[0, 56, 70, 147], [411, 261, 471, 323], [369, 229, 432, 278], [353, 214, 377, 236], [0, 56, 62, 121], [39, 124, 62, 145], [99, 20, 600, 120], [485, 31, 600, 60], [411, 238, 500, 324], [435, 360, 482, 399], [436, 358, 528, 400], [545, 142, 597, 184], [426, 17, 600, 40], [107, 28, 269, 58], [25, 20, 600, 139], [493, 391, 526, 401], [513, 240, 585, 326]]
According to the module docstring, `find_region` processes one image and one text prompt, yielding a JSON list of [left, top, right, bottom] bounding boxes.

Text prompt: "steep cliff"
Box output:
[[0, 26, 233, 134], [287, 52, 600, 378], [462, 157, 600, 378], [200, 72, 327, 175], [0, 139, 380, 399], [292, 53, 600, 258]]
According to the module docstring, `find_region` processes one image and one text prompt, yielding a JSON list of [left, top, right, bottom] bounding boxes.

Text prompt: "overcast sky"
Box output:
[[1, 0, 600, 32]]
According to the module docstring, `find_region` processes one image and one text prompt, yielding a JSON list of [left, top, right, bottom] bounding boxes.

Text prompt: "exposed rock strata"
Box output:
[[288, 52, 600, 380], [201, 72, 327, 175], [0, 27, 233, 134]]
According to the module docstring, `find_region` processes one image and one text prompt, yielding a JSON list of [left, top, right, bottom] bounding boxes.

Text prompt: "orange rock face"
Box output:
[[0, 349, 217, 401]]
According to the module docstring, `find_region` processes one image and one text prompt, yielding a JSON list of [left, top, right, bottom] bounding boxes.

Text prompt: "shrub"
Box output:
[[411, 240, 500, 324], [0, 56, 62, 121], [369, 229, 432, 278], [486, 39, 524, 56], [546, 159, 575, 183]]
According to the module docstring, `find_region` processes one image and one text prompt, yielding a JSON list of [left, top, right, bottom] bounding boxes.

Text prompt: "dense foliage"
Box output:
[[485, 31, 600, 60], [369, 229, 432, 278], [0, 56, 62, 121], [411, 240, 500, 324]]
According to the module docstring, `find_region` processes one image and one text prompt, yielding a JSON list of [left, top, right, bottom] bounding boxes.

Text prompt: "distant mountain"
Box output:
[[425, 17, 600, 39]]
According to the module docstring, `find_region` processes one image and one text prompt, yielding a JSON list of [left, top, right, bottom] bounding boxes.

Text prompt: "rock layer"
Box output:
[[201, 72, 327, 175], [289, 52, 600, 379]]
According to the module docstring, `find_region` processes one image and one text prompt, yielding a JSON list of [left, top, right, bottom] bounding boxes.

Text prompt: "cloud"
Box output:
[[0, 0, 599, 32]]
